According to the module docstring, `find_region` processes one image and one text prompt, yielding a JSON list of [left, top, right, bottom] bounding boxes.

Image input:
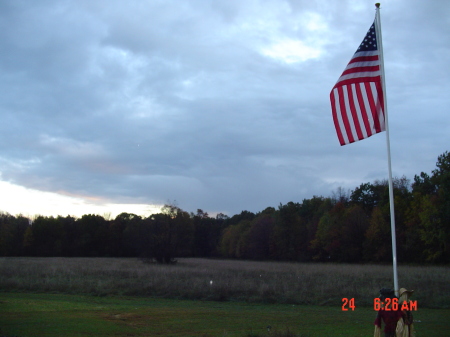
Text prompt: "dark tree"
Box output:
[[0, 213, 30, 256], [272, 202, 308, 261], [74, 214, 108, 257], [246, 210, 275, 260], [142, 205, 194, 264], [111, 212, 141, 257], [191, 209, 222, 257]]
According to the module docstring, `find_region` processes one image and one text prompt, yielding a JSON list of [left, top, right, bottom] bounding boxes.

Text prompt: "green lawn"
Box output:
[[1, 293, 448, 336]]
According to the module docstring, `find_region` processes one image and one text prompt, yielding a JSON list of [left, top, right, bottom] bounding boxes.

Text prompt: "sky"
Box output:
[[0, 0, 449, 219]]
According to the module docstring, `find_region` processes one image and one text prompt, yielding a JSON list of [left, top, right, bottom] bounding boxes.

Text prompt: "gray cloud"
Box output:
[[1, 0, 449, 216]]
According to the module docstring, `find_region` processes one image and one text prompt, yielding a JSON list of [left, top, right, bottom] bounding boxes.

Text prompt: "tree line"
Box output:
[[1, 151, 449, 264]]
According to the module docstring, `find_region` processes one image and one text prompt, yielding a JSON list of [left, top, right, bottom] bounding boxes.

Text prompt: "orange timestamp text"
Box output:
[[341, 298, 355, 311], [341, 298, 418, 311], [373, 298, 418, 311]]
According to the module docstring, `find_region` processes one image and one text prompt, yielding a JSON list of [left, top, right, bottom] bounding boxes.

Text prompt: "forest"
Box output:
[[1, 151, 449, 264]]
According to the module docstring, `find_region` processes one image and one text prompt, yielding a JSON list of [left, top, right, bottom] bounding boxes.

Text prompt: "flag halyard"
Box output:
[[330, 21, 385, 146]]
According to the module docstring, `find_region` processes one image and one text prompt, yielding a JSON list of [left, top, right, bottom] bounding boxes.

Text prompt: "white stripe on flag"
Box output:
[[332, 87, 349, 145], [351, 84, 368, 139], [360, 82, 376, 134], [344, 60, 380, 70], [372, 82, 386, 131], [337, 71, 381, 82], [342, 85, 358, 142]]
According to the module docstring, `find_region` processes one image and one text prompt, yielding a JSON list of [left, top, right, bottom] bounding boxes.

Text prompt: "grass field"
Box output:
[[1, 258, 450, 336], [1, 257, 449, 308], [2, 292, 450, 336]]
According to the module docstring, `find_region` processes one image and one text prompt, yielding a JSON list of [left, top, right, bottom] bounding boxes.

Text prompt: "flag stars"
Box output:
[[356, 22, 377, 52]]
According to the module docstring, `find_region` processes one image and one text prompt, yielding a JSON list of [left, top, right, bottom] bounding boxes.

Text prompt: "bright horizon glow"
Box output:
[[0, 180, 161, 219]]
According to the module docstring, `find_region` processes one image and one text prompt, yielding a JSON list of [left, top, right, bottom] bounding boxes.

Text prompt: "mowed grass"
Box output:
[[2, 292, 450, 337], [1, 257, 449, 308], [1, 258, 450, 336]]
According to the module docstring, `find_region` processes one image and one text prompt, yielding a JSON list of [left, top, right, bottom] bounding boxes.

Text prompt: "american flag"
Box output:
[[330, 20, 385, 146]]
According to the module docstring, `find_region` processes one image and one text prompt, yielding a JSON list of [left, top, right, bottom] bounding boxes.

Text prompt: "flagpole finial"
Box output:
[[375, 3, 381, 8]]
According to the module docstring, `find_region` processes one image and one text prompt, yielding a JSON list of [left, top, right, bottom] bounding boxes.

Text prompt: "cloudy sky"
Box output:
[[0, 0, 449, 218]]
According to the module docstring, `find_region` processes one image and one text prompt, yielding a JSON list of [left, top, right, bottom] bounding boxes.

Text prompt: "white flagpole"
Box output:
[[375, 3, 399, 296]]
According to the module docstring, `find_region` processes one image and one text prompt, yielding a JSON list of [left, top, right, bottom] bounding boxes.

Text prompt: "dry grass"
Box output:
[[0, 257, 449, 308]]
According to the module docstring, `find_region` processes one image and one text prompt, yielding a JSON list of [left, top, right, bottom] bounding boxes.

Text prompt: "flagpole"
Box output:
[[375, 3, 399, 297]]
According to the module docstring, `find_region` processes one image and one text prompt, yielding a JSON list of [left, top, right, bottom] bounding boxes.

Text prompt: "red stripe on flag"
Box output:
[[347, 84, 364, 141], [348, 55, 379, 64], [375, 81, 385, 131], [354, 83, 372, 137], [330, 91, 346, 146], [364, 82, 381, 133], [337, 86, 355, 144], [341, 65, 380, 76], [335, 76, 381, 87]]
